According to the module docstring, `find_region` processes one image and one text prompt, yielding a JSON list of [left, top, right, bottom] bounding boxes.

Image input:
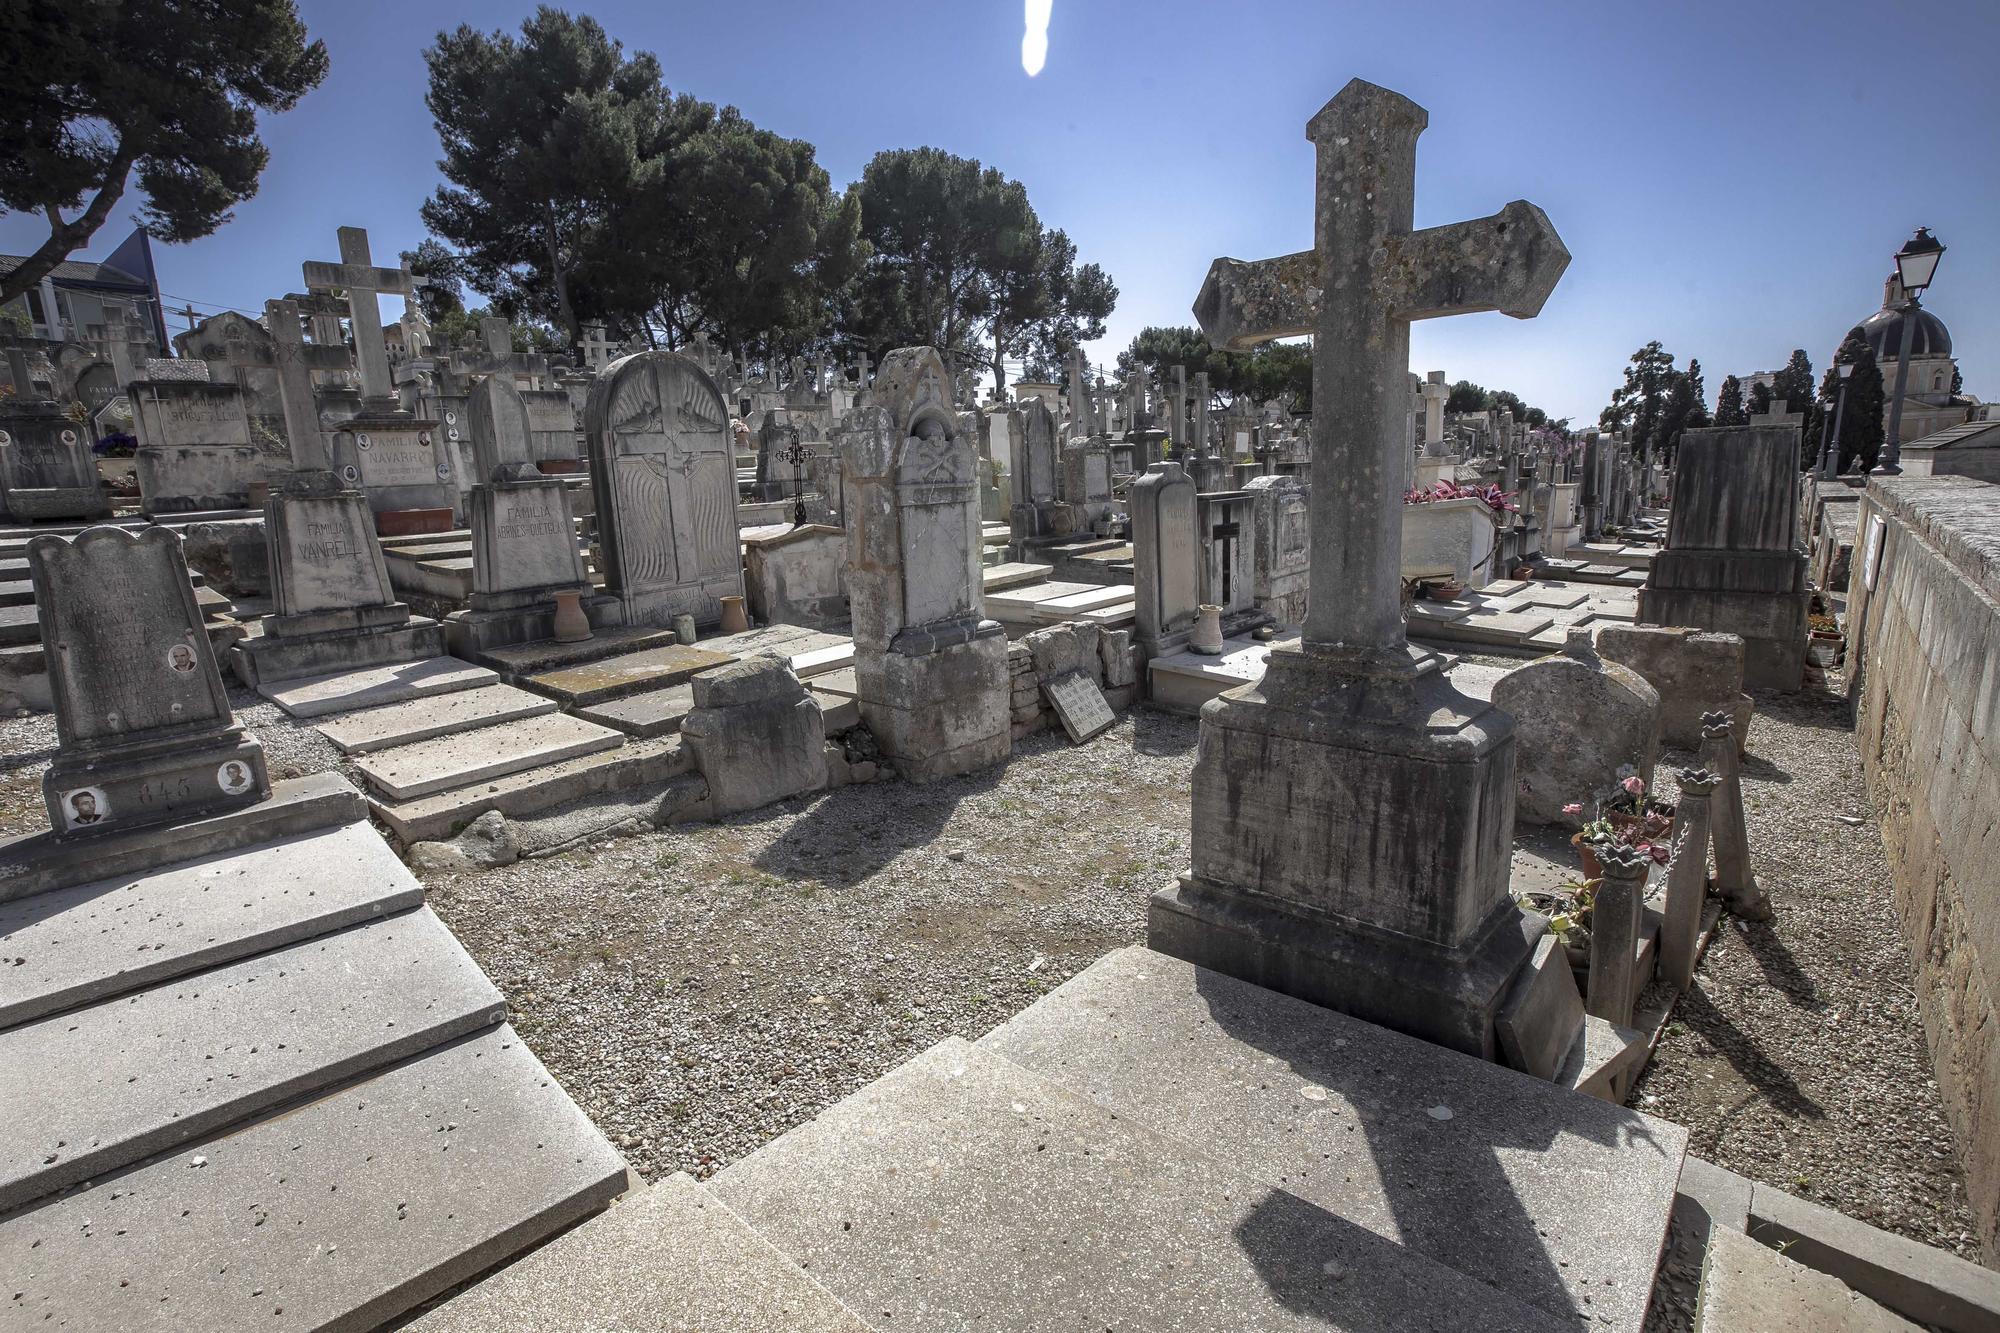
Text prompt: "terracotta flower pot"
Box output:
[[719, 595, 750, 634], [551, 589, 592, 643], [1571, 833, 1604, 882]]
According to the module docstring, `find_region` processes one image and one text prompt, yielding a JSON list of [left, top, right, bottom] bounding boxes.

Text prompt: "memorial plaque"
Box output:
[[353, 425, 449, 488], [1042, 670, 1117, 743]]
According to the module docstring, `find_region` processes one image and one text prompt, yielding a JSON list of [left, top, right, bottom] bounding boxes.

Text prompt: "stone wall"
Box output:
[[1845, 473, 2000, 1257]]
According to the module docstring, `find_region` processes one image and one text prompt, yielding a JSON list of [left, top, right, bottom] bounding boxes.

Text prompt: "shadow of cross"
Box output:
[[1193, 77, 1569, 717]]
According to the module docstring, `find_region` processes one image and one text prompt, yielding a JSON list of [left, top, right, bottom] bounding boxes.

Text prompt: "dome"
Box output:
[[1855, 306, 1952, 362]]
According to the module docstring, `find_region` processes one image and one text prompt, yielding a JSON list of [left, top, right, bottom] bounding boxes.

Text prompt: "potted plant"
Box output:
[[1517, 877, 1597, 967], [1564, 771, 1674, 877]]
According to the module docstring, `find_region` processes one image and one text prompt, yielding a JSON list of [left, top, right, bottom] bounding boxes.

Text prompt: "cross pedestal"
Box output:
[[1149, 79, 1570, 1059]]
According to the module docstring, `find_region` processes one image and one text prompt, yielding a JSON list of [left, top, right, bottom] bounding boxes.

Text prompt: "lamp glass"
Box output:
[[1895, 231, 1945, 293]]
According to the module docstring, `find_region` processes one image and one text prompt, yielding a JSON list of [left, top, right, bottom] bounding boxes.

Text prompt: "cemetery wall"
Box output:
[[1848, 473, 2000, 1258]]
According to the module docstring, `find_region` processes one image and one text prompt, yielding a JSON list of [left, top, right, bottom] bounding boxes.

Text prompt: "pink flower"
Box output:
[[1561, 803, 1583, 816], [1621, 776, 1645, 797]]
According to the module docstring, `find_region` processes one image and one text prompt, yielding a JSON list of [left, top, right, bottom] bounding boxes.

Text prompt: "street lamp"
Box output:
[[1876, 227, 1947, 474], [1819, 361, 1855, 480]]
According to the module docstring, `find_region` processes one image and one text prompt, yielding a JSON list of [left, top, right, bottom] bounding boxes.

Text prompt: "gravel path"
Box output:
[[1631, 679, 1981, 1261]]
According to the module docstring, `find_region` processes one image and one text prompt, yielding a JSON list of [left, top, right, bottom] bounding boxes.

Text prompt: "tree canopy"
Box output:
[[1820, 330, 1885, 473], [1713, 375, 1747, 427], [1601, 342, 1711, 461], [1114, 326, 1310, 413], [0, 0, 327, 307], [839, 147, 1114, 394]]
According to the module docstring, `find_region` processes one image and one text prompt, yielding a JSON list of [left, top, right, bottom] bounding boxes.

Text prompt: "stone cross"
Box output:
[[1125, 371, 1149, 434], [1066, 349, 1088, 440], [302, 226, 415, 405], [1171, 364, 1188, 451], [1193, 371, 1211, 456], [1193, 78, 1568, 693], [264, 298, 353, 473], [1422, 370, 1449, 453]]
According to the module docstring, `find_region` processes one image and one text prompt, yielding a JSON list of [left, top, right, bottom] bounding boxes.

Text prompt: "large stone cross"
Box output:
[[265, 297, 357, 474], [302, 226, 416, 405], [1193, 79, 1568, 680]]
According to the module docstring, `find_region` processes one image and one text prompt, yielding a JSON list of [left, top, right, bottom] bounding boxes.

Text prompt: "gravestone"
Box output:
[[1059, 435, 1114, 533], [304, 227, 455, 532], [1491, 627, 1661, 827], [0, 348, 108, 521], [1130, 461, 1200, 659], [1638, 425, 1811, 690], [584, 349, 743, 629], [446, 377, 599, 655], [1006, 397, 1064, 553], [1153, 79, 1571, 1059], [1043, 669, 1117, 743], [1197, 491, 1261, 629], [129, 377, 272, 512], [842, 347, 1009, 782], [1245, 473, 1310, 626], [1422, 371, 1450, 456], [28, 526, 268, 837]]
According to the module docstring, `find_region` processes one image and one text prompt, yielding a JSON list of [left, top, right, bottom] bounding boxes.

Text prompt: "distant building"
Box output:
[[1850, 274, 1976, 442], [0, 227, 167, 357]]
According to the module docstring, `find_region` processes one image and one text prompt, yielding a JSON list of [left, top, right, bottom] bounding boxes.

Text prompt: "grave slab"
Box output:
[[713, 1037, 1556, 1333], [0, 601, 38, 647], [572, 683, 695, 738], [0, 772, 363, 905], [0, 820, 422, 1030], [369, 736, 685, 844], [790, 642, 854, 679], [0, 906, 504, 1213], [0, 1025, 625, 1333], [1494, 934, 1585, 1081], [466, 625, 682, 678], [258, 656, 498, 719], [1556, 1013, 1649, 1102], [1043, 670, 1116, 742], [354, 712, 626, 800], [981, 945, 1685, 1331], [521, 644, 735, 708], [980, 561, 1055, 593], [315, 683, 557, 754], [412, 1172, 870, 1332], [1697, 1226, 1921, 1332]]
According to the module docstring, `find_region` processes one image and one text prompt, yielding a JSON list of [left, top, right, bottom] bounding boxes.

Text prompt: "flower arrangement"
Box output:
[[1403, 479, 1518, 516], [1566, 768, 1674, 867]]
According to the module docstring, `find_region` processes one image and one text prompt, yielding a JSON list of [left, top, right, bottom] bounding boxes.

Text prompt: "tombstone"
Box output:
[[263, 297, 353, 472], [72, 362, 122, 417], [1059, 435, 1114, 534], [1169, 365, 1190, 453], [584, 350, 744, 629], [1637, 425, 1811, 689], [1193, 371, 1213, 455], [1006, 397, 1064, 553], [1491, 626, 1661, 827], [1245, 473, 1310, 626], [0, 348, 108, 521], [1064, 349, 1090, 441], [173, 310, 289, 444], [979, 402, 1019, 521], [128, 377, 272, 512], [1130, 461, 1200, 659], [1422, 371, 1450, 455], [580, 323, 617, 374], [27, 526, 268, 838], [1196, 491, 1261, 630], [1124, 370, 1168, 469], [841, 347, 1009, 782], [1153, 79, 1571, 1059], [445, 377, 599, 655], [303, 227, 455, 532]]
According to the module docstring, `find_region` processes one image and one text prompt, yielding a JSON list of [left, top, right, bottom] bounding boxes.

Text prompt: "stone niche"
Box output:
[[1638, 425, 1810, 690], [842, 347, 1009, 782]]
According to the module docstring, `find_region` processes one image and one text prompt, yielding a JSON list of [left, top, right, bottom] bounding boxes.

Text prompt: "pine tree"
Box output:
[[1714, 375, 1747, 427], [1747, 381, 1774, 417], [1821, 330, 1886, 473]]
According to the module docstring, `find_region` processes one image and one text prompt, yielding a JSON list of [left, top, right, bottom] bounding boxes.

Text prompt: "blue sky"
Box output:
[[6, 0, 1995, 423]]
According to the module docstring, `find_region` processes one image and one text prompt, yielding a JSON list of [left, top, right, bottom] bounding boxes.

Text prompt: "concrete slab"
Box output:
[[470, 626, 684, 678], [1556, 1013, 1649, 1102], [986, 580, 1099, 610], [0, 601, 41, 647], [369, 736, 685, 844], [713, 1037, 1556, 1333], [411, 1172, 870, 1332], [0, 820, 423, 1030], [981, 561, 1054, 592], [0, 579, 33, 608], [1038, 584, 1135, 614], [1521, 587, 1591, 610], [354, 712, 626, 801], [1407, 599, 1473, 624], [522, 645, 735, 707], [1698, 1227, 1922, 1332], [258, 657, 499, 719], [806, 665, 858, 699], [1, 1025, 625, 1333], [315, 684, 558, 755], [981, 945, 1686, 1331], [0, 906, 504, 1213], [1495, 934, 1584, 1081], [790, 642, 854, 679], [574, 683, 695, 739], [0, 773, 365, 905]]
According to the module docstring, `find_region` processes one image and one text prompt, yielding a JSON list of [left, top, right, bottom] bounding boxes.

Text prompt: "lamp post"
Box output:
[[1819, 361, 1855, 481], [1876, 227, 1946, 475]]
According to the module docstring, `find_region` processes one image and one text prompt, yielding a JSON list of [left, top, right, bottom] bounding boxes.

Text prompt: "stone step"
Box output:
[[1, 1024, 626, 1333], [409, 1171, 870, 1332], [790, 641, 853, 679], [354, 712, 627, 801], [0, 600, 40, 646], [978, 945, 1686, 1332], [0, 905, 504, 1214], [712, 1036, 1557, 1332], [0, 579, 33, 608], [986, 578, 1103, 609], [369, 735, 685, 845], [256, 655, 499, 719], [1696, 1227, 1922, 1331], [573, 682, 694, 739], [980, 561, 1055, 593], [521, 643, 737, 708], [315, 683, 559, 755], [0, 819, 423, 1031], [0, 772, 365, 905]]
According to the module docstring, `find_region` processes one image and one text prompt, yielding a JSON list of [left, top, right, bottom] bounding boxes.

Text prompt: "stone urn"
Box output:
[[718, 595, 750, 634], [551, 589, 592, 643], [1191, 604, 1225, 655]]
